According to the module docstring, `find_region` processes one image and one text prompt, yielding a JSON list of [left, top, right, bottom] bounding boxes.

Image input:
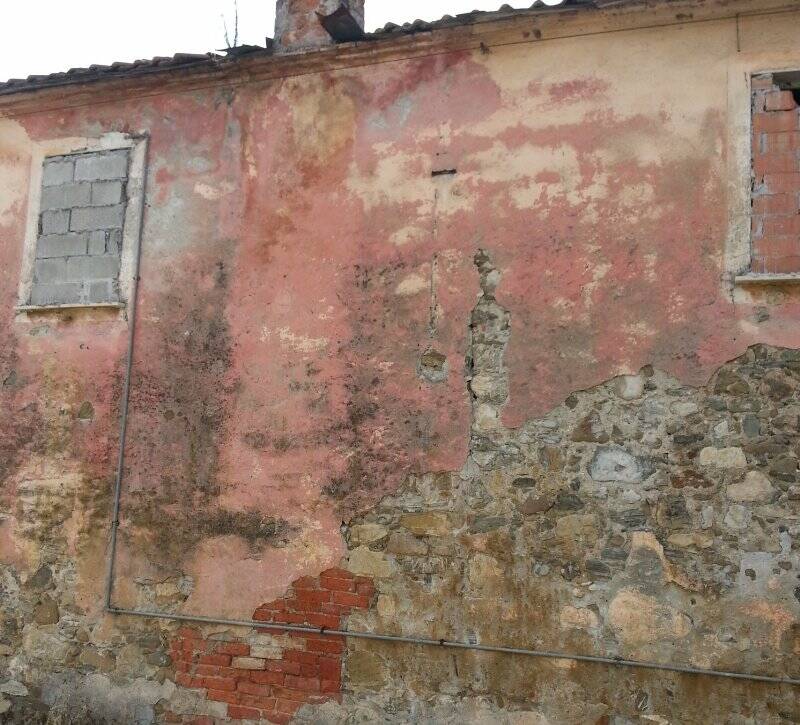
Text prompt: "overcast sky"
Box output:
[[0, 1, 540, 82]]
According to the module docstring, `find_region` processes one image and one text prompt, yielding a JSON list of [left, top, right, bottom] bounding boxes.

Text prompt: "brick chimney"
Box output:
[[274, 0, 365, 53]]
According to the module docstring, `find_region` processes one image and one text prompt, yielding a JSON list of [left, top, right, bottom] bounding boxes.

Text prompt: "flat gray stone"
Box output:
[[589, 446, 650, 483], [698, 447, 747, 468], [614, 375, 644, 400], [724, 504, 752, 530], [0, 680, 29, 696]]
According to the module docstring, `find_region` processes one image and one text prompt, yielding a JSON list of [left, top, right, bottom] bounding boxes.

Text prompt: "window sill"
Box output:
[[734, 273, 800, 285], [15, 302, 126, 313]]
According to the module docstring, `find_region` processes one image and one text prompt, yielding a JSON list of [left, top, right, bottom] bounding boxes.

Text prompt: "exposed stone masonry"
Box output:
[[3, 250, 800, 722], [293, 255, 800, 723], [30, 149, 129, 306]]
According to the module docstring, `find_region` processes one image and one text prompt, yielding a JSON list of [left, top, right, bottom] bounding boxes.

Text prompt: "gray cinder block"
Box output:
[[31, 149, 131, 306], [40, 182, 91, 210], [70, 204, 125, 232], [36, 233, 88, 258], [91, 181, 124, 206], [88, 231, 108, 255], [34, 258, 68, 283], [87, 280, 118, 303], [41, 209, 70, 235], [42, 159, 74, 186], [66, 255, 120, 282], [74, 150, 129, 181], [29, 282, 83, 306]]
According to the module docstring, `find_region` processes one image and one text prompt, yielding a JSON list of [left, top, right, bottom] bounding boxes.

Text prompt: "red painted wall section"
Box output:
[[3, 22, 800, 621], [166, 568, 375, 724]]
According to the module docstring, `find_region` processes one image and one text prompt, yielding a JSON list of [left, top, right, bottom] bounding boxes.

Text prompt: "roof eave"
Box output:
[[0, 0, 796, 114]]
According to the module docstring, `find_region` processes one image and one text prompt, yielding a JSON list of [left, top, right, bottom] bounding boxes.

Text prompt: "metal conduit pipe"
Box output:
[[103, 133, 150, 611], [101, 134, 800, 691], [107, 605, 800, 687]]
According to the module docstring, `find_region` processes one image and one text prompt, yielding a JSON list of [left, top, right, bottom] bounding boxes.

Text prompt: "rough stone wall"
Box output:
[[299, 256, 800, 723]]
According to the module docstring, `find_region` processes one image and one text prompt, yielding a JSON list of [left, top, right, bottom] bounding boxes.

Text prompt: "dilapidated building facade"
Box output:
[[1, 0, 800, 722]]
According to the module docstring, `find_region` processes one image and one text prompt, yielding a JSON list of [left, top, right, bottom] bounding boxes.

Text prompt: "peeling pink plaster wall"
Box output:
[[2, 16, 800, 619]]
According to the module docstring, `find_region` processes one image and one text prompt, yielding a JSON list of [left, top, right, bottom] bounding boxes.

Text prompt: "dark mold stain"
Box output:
[[124, 495, 295, 560], [121, 244, 297, 566]]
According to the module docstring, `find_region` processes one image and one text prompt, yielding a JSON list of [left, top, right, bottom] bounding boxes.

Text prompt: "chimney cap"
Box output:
[[317, 4, 366, 43], [274, 0, 366, 53]]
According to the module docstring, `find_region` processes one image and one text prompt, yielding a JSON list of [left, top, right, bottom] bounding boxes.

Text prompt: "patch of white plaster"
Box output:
[[261, 326, 329, 352], [395, 272, 428, 297], [0, 120, 31, 227], [193, 182, 234, 200], [389, 224, 428, 247]]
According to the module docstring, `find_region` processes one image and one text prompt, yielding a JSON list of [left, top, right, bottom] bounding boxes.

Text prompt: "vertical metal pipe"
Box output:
[[104, 134, 150, 610]]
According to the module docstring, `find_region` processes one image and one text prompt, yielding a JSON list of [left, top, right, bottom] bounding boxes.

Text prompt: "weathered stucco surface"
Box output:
[[1, 2, 800, 722]]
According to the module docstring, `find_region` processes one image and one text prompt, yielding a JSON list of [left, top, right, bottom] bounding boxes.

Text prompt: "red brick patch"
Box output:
[[751, 76, 800, 274], [167, 567, 376, 722]]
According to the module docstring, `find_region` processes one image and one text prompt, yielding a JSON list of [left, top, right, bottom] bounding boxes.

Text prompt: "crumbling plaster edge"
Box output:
[[104, 341, 800, 690]]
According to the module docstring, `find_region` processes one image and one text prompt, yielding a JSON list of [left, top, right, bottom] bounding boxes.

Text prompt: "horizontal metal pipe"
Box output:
[[107, 605, 800, 687]]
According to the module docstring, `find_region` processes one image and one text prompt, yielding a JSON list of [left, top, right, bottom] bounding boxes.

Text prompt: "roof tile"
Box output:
[[0, 0, 616, 97]]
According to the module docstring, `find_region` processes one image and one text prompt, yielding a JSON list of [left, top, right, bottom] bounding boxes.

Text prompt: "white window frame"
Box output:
[[16, 131, 147, 311]]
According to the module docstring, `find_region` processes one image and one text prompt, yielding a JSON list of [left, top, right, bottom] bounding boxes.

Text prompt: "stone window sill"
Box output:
[[15, 301, 126, 313], [734, 273, 800, 286]]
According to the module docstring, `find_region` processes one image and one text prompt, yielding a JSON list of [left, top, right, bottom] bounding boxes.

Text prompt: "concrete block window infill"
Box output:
[[15, 133, 147, 314], [25, 149, 129, 309]]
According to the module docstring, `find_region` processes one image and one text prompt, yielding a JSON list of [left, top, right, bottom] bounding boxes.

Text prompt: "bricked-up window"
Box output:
[[751, 72, 800, 274], [29, 149, 130, 307]]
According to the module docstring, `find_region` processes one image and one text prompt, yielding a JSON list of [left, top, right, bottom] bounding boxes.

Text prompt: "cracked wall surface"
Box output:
[[300, 255, 800, 724], [1, 3, 800, 723]]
